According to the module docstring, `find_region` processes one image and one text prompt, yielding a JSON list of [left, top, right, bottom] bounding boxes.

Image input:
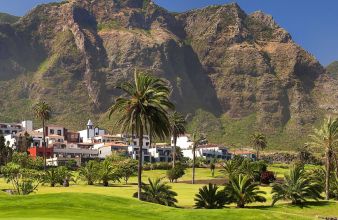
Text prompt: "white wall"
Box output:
[[172, 136, 193, 150]]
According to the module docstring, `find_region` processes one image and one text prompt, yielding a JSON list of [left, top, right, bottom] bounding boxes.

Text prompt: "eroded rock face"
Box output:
[[0, 0, 334, 135]]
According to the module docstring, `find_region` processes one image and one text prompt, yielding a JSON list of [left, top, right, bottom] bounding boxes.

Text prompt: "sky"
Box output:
[[0, 0, 337, 65]]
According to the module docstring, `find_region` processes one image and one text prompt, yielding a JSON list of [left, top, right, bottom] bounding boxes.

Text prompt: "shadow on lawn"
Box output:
[[250, 201, 331, 210]]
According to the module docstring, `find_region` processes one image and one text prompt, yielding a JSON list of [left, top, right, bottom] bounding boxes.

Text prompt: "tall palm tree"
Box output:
[[191, 132, 206, 184], [169, 111, 186, 168], [33, 101, 52, 170], [309, 117, 338, 200], [251, 133, 267, 160], [109, 71, 174, 200]]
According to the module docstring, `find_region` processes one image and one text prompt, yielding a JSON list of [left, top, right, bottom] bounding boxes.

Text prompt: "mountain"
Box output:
[[327, 61, 338, 77], [0, 13, 20, 24], [0, 0, 336, 149]]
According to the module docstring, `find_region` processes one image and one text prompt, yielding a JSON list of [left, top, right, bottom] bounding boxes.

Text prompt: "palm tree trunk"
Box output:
[[325, 148, 331, 200], [42, 119, 46, 170], [172, 135, 177, 168], [137, 129, 144, 200], [256, 149, 259, 161], [192, 144, 196, 184]]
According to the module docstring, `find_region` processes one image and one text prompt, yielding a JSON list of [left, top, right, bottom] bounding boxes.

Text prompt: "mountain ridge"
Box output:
[[0, 0, 337, 149]]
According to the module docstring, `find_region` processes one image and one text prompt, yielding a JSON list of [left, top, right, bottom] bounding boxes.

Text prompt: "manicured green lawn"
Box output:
[[0, 168, 337, 219]]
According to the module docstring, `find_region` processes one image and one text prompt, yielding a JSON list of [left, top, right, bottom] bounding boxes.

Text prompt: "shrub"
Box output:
[[194, 183, 228, 209], [224, 174, 266, 208], [260, 171, 276, 184], [271, 165, 324, 206], [65, 160, 78, 170], [166, 164, 185, 183], [117, 159, 138, 184], [1, 162, 44, 195], [99, 160, 120, 187], [134, 178, 178, 207], [79, 160, 100, 185]]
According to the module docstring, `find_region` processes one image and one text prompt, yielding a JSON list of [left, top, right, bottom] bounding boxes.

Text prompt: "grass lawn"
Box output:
[[0, 168, 337, 220]]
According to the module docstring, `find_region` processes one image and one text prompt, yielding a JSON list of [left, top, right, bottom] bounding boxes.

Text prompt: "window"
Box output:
[[50, 129, 55, 134], [57, 130, 62, 136]]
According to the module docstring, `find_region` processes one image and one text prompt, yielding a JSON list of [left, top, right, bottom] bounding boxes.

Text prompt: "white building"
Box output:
[[98, 142, 129, 158], [148, 144, 172, 162], [172, 135, 193, 150], [78, 120, 105, 143], [0, 120, 33, 135], [181, 144, 231, 161]]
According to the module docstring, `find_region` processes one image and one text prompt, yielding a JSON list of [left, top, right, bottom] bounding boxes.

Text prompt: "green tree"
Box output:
[[166, 163, 185, 183], [79, 160, 100, 185], [99, 160, 120, 187], [16, 132, 33, 153], [191, 132, 207, 184], [117, 159, 138, 184], [0, 135, 12, 165], [109, 71, 174, 200], [194, 183, 227, 209], [210, 162, 216, 178], [309, 117, 338, 200], [169, 111, 186, 168], [271, 165, 324, 206], [224, 174, 266, 208], [138, 178, 177, 207], [44, 168, 59, 187], [251, 133, 267, 160], [1, 162, 44, 195], [33, 101, 52, 170]]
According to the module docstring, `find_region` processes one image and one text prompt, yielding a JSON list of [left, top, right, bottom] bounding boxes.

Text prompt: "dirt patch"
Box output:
[[179, 179, 227, 185]]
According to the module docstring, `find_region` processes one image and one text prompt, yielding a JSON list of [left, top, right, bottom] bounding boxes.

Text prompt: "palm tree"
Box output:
[[194, 183, 227, 209], [251, 133, 267, 160], [44, 168, 59, 187], [224, 174, 266, 208], [79, 160, 99, 185], [309, 117, 338, 200], [271, 165, 323, 206], [169, 111, 186, 168], [191, 132, 206, 184], [99, 160, 120, 187], [140, 178, 177, 207], [33, 101, 52, 170], [109, 71, 174, 200]]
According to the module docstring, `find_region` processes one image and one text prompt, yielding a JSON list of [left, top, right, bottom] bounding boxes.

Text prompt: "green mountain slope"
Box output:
[[0, 12, 19, 24], [327, 61, 338, 77]]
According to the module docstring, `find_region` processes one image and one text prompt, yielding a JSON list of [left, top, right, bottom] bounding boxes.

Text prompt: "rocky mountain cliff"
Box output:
[[0, 0, 336, 149]]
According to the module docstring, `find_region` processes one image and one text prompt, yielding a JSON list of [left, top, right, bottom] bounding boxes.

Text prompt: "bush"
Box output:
[[260, 171, 276, 184], [166, 164, 185, 183], [117, 159, 138, 184], [65, 160, 77, 170], [143, 162, 171, 170], [194, 183, 228, 209], [133, 178, 177, 207], [1, 162, 43, 195], [79, 160, 100, 185], [271, 165, 324, 206]]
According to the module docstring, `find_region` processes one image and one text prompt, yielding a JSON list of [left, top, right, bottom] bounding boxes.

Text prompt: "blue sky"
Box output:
[[0, 0, 337, 65]]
